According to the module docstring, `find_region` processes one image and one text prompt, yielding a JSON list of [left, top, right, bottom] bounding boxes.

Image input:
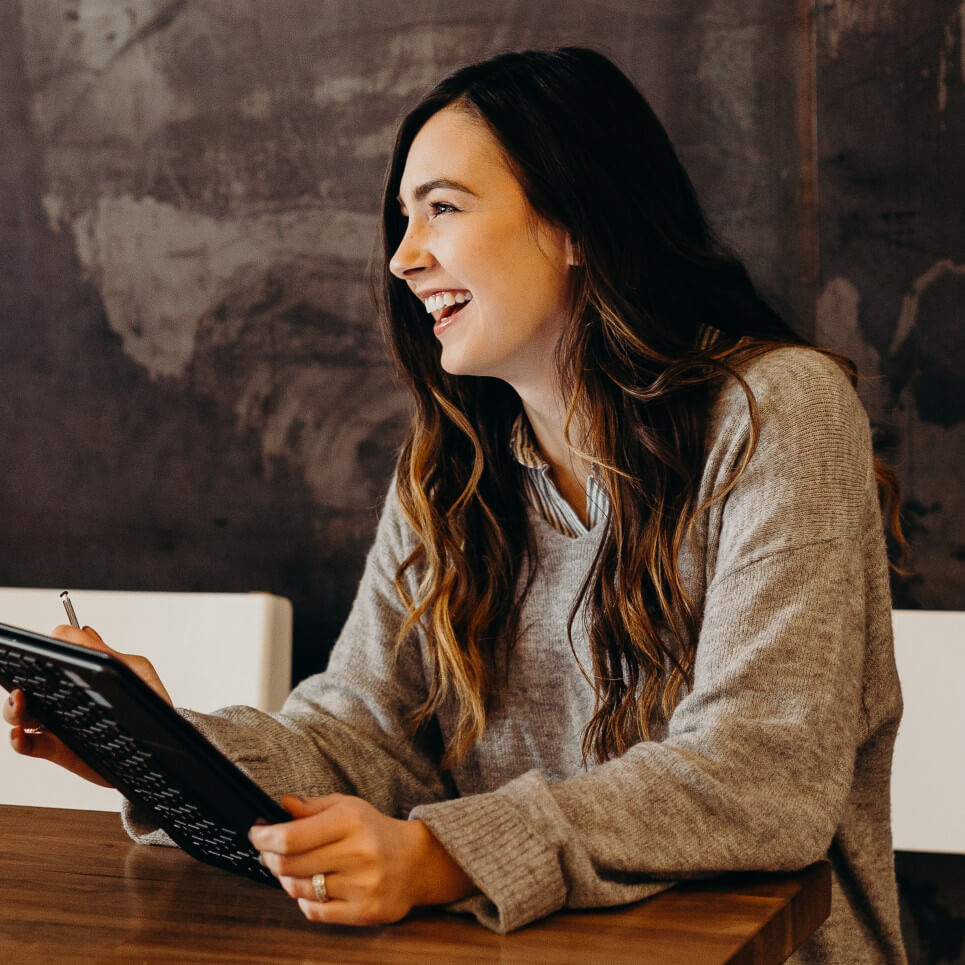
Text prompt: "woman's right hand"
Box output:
[[2, 625, 174, 787]]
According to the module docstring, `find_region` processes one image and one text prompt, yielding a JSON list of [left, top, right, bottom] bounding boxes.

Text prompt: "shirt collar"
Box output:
[[509, 411, 550, 470], [509, 410, 607, 484]]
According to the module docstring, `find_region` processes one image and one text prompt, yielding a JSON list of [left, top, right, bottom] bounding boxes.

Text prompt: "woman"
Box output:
[[5, 48, 906, 962]]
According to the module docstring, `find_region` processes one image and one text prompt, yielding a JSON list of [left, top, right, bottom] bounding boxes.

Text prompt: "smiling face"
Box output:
[[389, 106, 576, 400]]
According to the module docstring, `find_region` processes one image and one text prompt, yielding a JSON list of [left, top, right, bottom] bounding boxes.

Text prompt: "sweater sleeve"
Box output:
[[122, 482, 451, 843], [411, 350, 880, 932]]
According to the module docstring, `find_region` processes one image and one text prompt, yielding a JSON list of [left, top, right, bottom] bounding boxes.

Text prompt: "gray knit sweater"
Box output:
[[123, 347, 906, 963]]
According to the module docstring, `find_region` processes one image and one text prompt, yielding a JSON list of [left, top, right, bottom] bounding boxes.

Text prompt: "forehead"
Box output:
[[398, 106, 520, 199]]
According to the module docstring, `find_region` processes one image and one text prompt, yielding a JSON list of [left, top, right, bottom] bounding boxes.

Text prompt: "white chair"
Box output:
[[0, 587, 292, 811], [890, 609, 965, 854]]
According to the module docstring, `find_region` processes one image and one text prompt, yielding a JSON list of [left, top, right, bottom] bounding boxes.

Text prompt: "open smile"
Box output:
[[423, 290, 472, 317], [419, 290, 473, 335]]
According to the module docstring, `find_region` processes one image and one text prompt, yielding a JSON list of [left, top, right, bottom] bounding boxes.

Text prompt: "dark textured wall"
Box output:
[[0, 0, 813, 684], [816, 0, 965, 613], [813, 5, 965, 960], [0, 0, 961, 959]]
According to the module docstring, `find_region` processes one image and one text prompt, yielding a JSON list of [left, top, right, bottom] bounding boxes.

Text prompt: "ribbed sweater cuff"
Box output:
[[410, 786, 566, 933], [119, 798, 176, 847]]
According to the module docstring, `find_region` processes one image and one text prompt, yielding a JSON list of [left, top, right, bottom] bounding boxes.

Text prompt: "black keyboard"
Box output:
[[0, 627, 288, 885]]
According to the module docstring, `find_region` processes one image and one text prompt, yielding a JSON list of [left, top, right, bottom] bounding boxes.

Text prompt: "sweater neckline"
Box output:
[[527, 501, 607, 545]]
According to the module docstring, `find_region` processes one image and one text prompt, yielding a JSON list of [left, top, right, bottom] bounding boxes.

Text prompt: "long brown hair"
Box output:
[[377, 48, 903, 768]]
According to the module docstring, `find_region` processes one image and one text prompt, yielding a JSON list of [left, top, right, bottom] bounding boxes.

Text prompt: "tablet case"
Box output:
[[0, 621, 290, 885]]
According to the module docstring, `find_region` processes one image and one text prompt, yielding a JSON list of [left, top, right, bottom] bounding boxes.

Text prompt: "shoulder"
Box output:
[[702, 346, 877, 554], [709, 346, 871, 462], [714, 345, 862, 426]]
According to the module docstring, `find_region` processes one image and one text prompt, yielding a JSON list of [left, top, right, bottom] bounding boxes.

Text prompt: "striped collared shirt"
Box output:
[[509, 413, 609, 538]]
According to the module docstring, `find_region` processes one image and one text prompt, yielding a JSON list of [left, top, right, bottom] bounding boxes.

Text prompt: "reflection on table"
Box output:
[[0, 805, 830, 964]]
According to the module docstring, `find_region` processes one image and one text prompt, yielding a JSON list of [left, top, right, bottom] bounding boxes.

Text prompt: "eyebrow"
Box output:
[[397, 178, 478, 206]]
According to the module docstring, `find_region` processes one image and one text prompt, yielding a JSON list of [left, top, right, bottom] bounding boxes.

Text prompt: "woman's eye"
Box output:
[[429, 201, 457, 217]]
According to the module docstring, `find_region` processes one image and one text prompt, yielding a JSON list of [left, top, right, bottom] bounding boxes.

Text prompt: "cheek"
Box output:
[[444, 221, 568, 318]]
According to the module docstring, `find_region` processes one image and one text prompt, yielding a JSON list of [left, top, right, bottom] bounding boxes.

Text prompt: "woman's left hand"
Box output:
[[249, 794, 475, 926]]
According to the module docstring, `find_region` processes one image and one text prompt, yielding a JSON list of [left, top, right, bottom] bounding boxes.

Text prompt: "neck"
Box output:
[[518, 386, 592, 525]]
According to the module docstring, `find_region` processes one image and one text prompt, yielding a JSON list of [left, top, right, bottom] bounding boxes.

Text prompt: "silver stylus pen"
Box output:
[[60, 590, 81, 629]]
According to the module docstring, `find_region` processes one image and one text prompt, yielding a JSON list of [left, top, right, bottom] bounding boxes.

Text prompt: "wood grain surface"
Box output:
[[0, 805, 829, 964]]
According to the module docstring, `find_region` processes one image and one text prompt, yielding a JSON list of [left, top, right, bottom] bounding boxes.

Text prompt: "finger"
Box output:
[[49, 625, 113, 654], [9, 725, 112, 786], [46, 627, 173, 707], [261, 839, 354, 879], [10, 724, 53, 757], [296, 895, 387, 927], [277, 871, 341, 904], [82, 626, 106, 645], [250, 795, 346, 854], [296, 896, 346, 923], [3, 690, 19, 725], [281, 794, 342, 818], [3, 689, 42, 730]]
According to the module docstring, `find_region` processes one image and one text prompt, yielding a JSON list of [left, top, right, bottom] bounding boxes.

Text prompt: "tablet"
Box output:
[[0, 621, 290, 885]]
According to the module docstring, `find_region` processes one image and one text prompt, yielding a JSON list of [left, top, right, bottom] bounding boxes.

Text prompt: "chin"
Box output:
[[438, 346, 476, 378], [439, 358, 473, 377]]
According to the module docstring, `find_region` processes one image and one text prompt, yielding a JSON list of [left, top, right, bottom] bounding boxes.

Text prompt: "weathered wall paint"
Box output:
[[816, 0, 965, 616], [0, 0, 961, 958], [0, 0, 812, 684], [816, 3, 965, 959]]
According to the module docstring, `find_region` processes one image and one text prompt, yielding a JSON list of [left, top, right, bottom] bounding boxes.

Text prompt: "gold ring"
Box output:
[[312, 872, 329, 903]]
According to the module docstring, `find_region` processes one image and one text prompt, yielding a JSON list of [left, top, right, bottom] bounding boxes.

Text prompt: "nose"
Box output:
[[389, 219, 434, 280]]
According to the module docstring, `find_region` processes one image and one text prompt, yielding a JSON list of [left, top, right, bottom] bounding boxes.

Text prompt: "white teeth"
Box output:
[[422, 291, 471, 314]]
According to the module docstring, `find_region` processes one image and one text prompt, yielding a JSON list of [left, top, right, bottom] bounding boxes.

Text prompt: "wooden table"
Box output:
[[0, 805, 830, 964]]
